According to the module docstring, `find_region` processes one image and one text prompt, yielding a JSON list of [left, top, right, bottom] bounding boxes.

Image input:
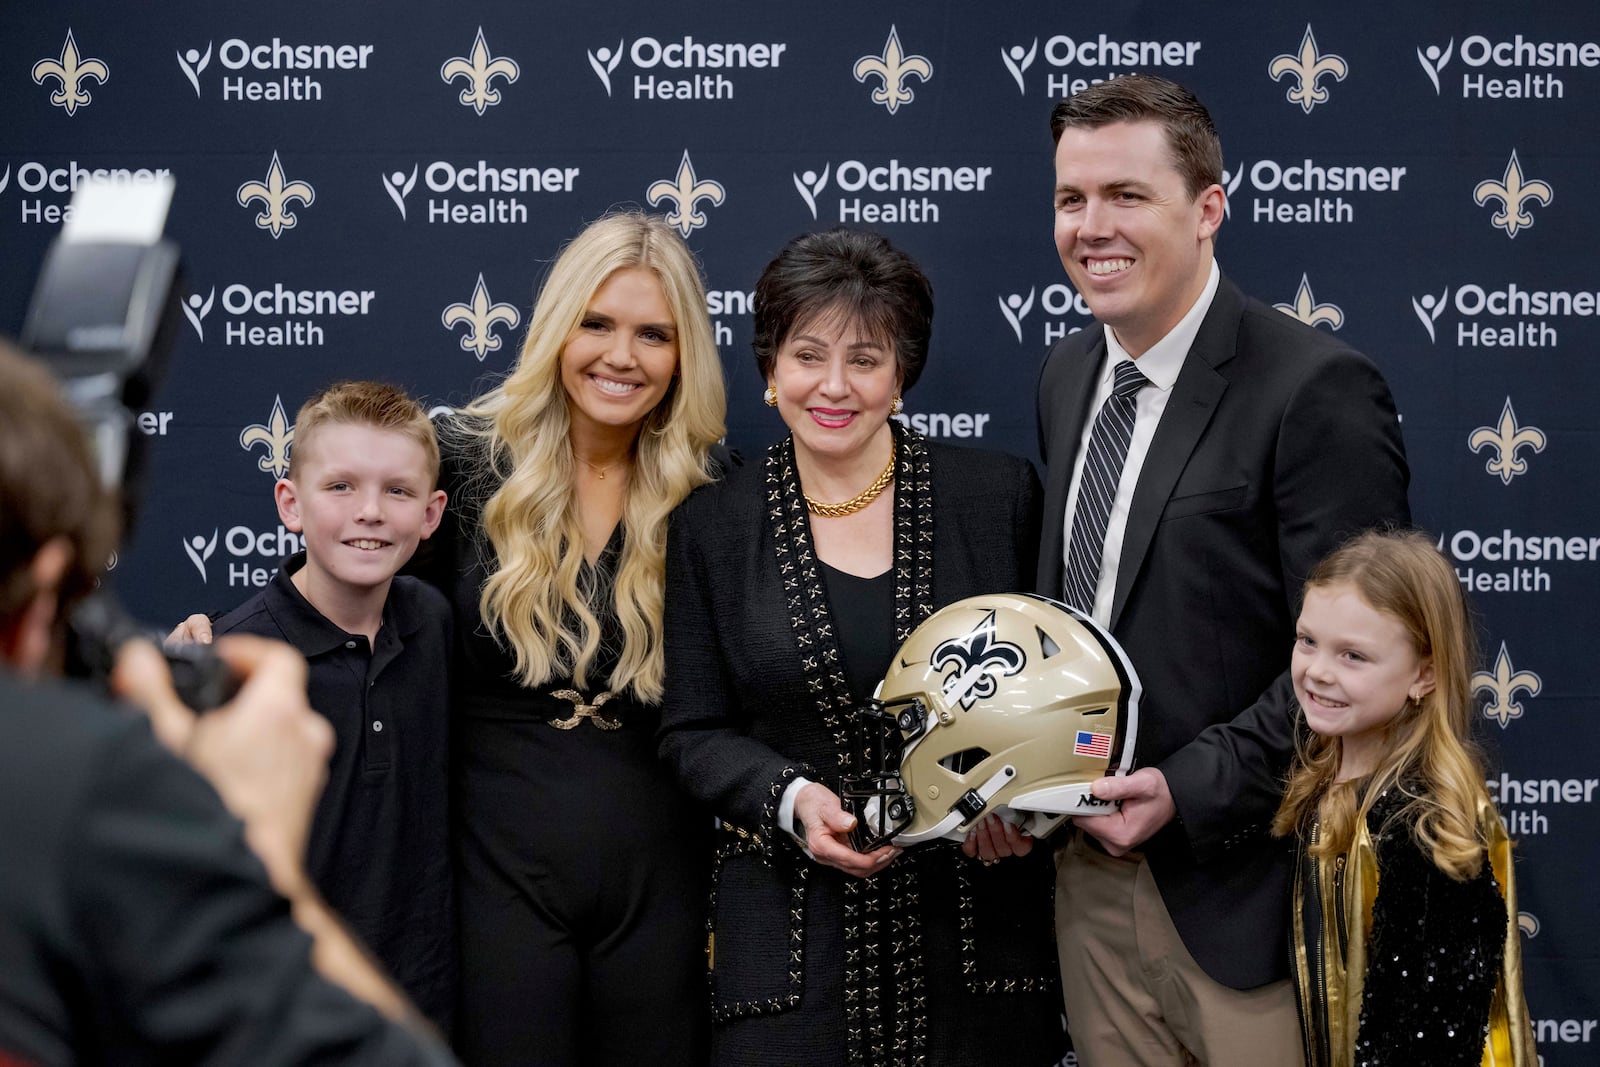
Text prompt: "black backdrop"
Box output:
[[5, 2, 1597, 1060]]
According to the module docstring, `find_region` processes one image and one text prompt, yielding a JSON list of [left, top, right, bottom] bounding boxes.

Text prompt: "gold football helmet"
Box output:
[[843, 593, 1141, 849]]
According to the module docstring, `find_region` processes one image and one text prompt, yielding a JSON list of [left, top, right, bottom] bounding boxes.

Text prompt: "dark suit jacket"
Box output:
[[1036, 273, 1410, 989]]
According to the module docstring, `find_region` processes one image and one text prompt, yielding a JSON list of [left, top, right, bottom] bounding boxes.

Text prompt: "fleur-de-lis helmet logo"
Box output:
[[1471, 643, 1541, 729], [442, 274, 522, 362], [441, 27, 520, 115], [1273, 275, 1344, 330], [240, 396, 296, 479], [930, 610, 1026, 711], [647, 151, 726, 238], [33, 30, 109, 117], [237, 151, 315, 238], [1474, 150, 1552, 239], [1468, 398, 1546, 485], [854, 25, 932, 115], [1268, 25, 1347, 114]]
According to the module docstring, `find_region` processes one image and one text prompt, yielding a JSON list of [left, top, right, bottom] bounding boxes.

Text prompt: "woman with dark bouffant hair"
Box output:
[[659, 228, 1066, 1065]]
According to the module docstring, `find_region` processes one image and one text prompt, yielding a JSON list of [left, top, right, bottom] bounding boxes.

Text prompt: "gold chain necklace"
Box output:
[[803, 441, 896, 518]]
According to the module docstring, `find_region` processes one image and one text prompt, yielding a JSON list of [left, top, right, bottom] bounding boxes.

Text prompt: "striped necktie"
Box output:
[[1063, 359, 1149, 616]]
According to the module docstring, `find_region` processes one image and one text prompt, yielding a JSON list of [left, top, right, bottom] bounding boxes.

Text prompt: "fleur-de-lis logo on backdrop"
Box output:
[[1517, 913, 1539, 938], [647, 151, 725, 238], [1411, 287, 1449, 343], [1472, 642, 1541, 729], [240, 396, 295, 479], [1273, 275, 1343, 330], [441, 27, 520, 115], [931, 610, 1025, 711], [182, 287, 215, 341], [33, 30, 109, 116], [998, 288, 1035, 343], [1473, 151, 1552, 239], [177, 42, 212, 98], [854, 26, 931, 115], [548, 689, 623, 730], [237, 152, 315, 238], [442, 274, 521, 361], [1468, 398, 1546, 485], [1268, 25, 1347, 113]]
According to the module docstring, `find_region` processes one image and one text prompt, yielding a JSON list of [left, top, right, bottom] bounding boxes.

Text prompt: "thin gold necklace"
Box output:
[[804, 440, 896, 518], [578, 456, 623, 480]]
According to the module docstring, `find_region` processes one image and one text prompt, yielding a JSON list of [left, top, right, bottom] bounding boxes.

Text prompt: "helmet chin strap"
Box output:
[[894, 763, 1017, 846]]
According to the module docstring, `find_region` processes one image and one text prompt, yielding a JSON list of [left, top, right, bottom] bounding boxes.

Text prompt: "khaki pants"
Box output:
[[1055, 834, 1305, 1067]]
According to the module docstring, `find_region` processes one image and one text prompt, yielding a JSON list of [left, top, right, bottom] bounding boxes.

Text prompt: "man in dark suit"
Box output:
[[1035, 77, 1409, 1065]]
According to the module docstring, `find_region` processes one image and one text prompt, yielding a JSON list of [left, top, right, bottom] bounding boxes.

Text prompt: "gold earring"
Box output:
[[764, 385, 778, 407], [890, 394, 903, 416]]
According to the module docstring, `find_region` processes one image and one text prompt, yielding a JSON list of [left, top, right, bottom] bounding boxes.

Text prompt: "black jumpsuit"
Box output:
[[425, 445, 711, 1066]]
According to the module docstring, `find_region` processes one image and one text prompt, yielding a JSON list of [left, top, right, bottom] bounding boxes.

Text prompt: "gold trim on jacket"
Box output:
[[1291, 796, 1535, 1067]]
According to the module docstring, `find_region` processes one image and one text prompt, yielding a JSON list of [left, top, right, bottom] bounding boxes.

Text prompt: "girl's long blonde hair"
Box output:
[[458, 212, 725, 702], [1272, 530, 1491, 880]]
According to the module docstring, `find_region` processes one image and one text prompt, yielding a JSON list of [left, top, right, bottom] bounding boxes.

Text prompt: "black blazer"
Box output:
[[1036, 273, 1410, 989], [659, 440, 1060, 1037]]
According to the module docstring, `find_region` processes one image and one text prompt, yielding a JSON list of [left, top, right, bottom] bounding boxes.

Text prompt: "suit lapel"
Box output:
[[1109, 278, 1245, 628], [1036, 329, 1105, 596]]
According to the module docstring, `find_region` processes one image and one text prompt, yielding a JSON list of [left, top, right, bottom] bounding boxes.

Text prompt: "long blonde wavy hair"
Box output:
[[459, 212, 725, 702], [1272, 530, 1492, 880]]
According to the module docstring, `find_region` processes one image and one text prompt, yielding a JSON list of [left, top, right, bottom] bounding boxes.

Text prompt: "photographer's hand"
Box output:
[[110, 636, 422, 1027], [112, 635, 330, 896]]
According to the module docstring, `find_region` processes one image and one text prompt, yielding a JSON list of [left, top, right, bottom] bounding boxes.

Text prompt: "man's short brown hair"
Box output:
[[0, 341, 117, 631], [1050, 75, 1223, 199], [288, 381, 440, 485]]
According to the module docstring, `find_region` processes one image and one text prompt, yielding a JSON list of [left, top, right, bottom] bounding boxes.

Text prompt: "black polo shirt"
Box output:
[[214, 551, 454, 1028]]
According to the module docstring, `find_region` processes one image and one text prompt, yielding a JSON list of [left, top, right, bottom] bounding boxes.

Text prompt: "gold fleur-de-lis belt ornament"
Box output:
[[547, 689, 623, 730]]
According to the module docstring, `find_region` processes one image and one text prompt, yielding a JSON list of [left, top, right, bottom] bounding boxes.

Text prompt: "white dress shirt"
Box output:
[[1060, 260, 1221, 626]]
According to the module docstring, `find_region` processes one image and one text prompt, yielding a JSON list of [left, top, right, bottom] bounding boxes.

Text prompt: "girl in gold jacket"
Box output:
[[1272, 530, 1535, 1067]]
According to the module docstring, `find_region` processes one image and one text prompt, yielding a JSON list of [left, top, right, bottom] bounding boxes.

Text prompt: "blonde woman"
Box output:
[[432, 211, 725, 1063]]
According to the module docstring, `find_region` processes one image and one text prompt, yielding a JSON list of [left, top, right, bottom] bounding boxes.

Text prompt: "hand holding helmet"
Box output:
[[843, 593, 1142, 850]]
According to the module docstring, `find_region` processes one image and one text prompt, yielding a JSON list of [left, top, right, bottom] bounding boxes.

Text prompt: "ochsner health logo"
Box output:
[[1000, 32, 1201, 96], [183, 529, 219, 582], [183, 287, 216, 340], [585, 35, 786, 101], [175, 36, 375, 101], [998, 288, 1035, 342]]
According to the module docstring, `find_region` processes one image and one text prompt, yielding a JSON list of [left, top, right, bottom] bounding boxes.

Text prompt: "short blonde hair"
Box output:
[[289, 380, 440, 485]]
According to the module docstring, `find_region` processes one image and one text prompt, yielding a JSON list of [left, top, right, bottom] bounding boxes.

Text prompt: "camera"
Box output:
[[20, 179, 236, 710]]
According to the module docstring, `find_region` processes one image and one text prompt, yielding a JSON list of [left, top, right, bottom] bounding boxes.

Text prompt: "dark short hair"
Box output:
[[0, 340, 117, 632], [1049, 75, 1223, 198], [752, 228, 935, 393]]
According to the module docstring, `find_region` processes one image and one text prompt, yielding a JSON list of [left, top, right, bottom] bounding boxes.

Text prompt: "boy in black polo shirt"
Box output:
[[212, 381, 454, 1027]]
